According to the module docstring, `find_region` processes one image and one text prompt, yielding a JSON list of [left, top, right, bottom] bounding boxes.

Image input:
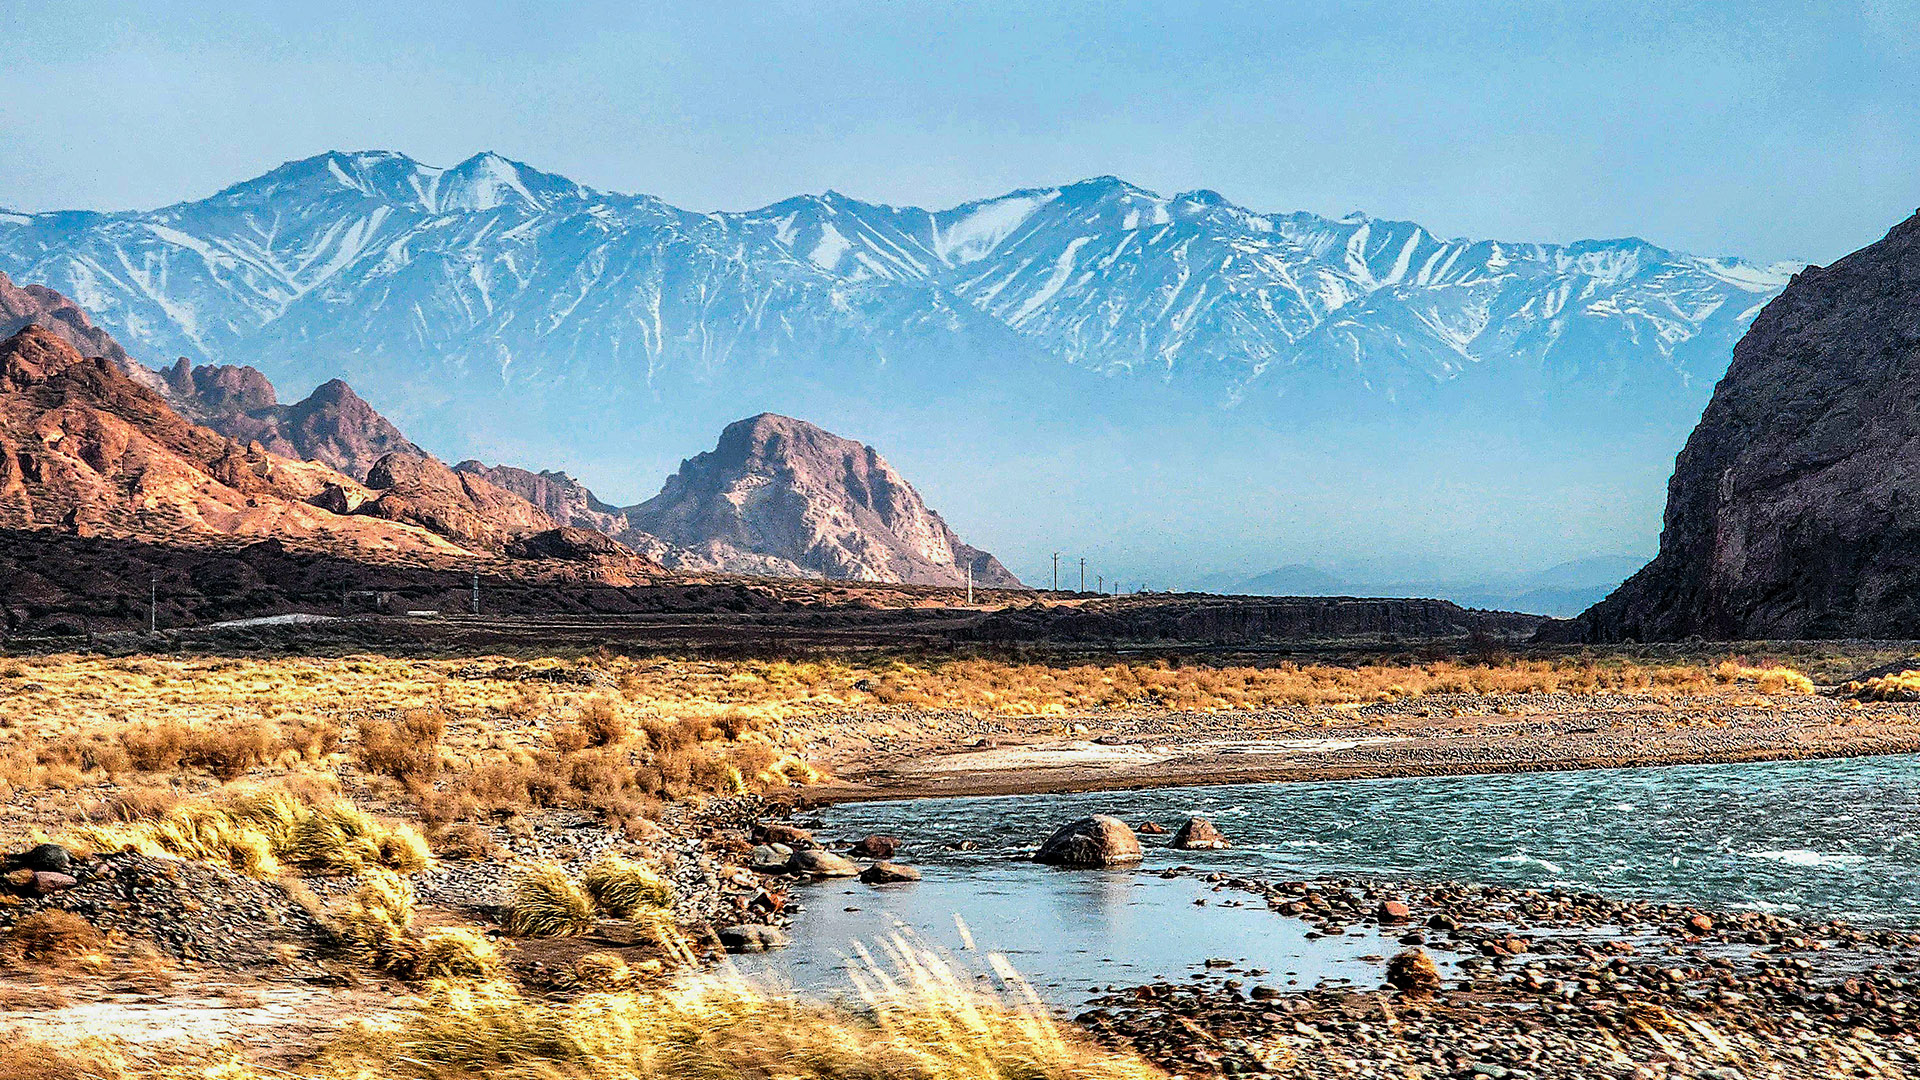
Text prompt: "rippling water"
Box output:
[[739, 755, 1920, 999]]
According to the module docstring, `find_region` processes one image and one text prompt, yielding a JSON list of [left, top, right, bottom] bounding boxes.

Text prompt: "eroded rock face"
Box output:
[[1579, 212, 1920, 640], [1035, 815, 1143, 868], [360, 452, 556, 551], [626, 413, 1023, 588]]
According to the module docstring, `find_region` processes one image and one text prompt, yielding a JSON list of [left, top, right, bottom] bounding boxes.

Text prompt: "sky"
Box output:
[[1, 0, 1916, 265]]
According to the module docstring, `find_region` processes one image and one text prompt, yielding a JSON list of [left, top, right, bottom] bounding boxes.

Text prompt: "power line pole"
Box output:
[[1051, 552, 1060, 592], [1096, 574, 1103, 593], [1079, 557, 1086, 593], [965, 561, 973, 606], [471, 569, 480, 616]]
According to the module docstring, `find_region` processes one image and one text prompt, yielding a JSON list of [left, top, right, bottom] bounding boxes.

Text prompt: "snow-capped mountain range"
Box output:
[[0, 150, 1793, 412]]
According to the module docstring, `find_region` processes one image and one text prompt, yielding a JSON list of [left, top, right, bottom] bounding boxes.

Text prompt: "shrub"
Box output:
[[575, 695, 630, 748], [432, 823, 497, 861], [414, 928, 502, 980], [582, 855, 673, 918], [570, 950, 632, 990], [357, 709, 447, 784], [3, 910, 105, 965], [505, 864, 595, 938], [64, 791, 429, 878]]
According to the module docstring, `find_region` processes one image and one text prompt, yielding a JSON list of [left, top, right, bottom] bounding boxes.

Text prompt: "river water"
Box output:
[[735, 754, 1920, 1002]]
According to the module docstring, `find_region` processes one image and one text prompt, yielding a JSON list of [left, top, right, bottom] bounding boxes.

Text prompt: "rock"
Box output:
[[1136, 821, 1168, 835], [1170, 817, 1230, 850], [749, 844, 794, 874], [790, 849, 858, 877], [1688, 914, 1715, 933], [849, 834, 898, 859], [859, 861, 922, 884], [718, 924, 791, 952], [1377, 899, 1413, 923], [758, 823, 817, 849], [1035, 815, 1143, 867], [1386, 948, 1442, 993], [17, 843, 73, 874], [26, 871, 78, 896], [1575, 211, 1920, 639]]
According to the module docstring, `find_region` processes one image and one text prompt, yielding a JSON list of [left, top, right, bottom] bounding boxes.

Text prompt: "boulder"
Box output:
[[790, 849, 858, 877], [858, 861, 922, 884], [718, 924, 791, 952], [1377, 899, 1413, 923], [17, 843, 73, 874], [27, 871, 77, 896], [1035, 815, 1143, 868], [758, 823, 817, 849], [749, 844, 794, 874], [1170, 817, 1229, 850], [849, 834, 898, 859], [1136, 821, 1167, 835], [1386, 948, 1442, 993]]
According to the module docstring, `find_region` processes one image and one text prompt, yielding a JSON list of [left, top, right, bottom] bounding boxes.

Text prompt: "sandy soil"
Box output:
[[799, 693, 1920, 801]]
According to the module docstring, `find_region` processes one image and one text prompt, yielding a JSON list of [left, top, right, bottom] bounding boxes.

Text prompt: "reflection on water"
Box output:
[[738, 754, 1920, 1003]]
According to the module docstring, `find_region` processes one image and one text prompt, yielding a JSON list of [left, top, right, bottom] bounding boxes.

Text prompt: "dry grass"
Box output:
[[581, 855, 673, 918], [312, 942, 1160, 1080], [2, 911, 106, 967], [1849, 671, 1920, 701], [505, 863, 596, 938], [57, 789, 430, 877], [0, 1037, 124, 1080], [327, 870, 504, 980]]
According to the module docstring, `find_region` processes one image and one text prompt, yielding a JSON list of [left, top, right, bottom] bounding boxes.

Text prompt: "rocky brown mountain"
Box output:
[[1578, 211, 1920, 640], [624, 413, 1022, 587], [452, 461, 629, 535], [163, 363, 424, 480], [0, 271, 133, 371], [357, 452, 558, 552], [0, 325, 455, 557]]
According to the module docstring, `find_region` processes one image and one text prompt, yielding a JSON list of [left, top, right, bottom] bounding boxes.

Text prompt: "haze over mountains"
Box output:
[[0, 151, 1798, 589]]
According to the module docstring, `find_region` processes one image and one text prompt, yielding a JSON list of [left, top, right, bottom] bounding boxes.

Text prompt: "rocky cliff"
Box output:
[[1578, 211, 1920, 640], [625, 413, 1023, 587]]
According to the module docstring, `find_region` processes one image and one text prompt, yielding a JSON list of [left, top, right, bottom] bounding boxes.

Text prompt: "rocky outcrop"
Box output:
[[626, 413, 1022, 588], [1034, 815, 1143, 867], [164, 362, 423, 481], [1579, 212, 1920, 640], [359, 453, 556, 551], [504, 526, 632, 561], [453, 462, 629, 535], [0, 271, 133, 371], [0, 326, 463, 557], [1170, 817, 1229, 850]]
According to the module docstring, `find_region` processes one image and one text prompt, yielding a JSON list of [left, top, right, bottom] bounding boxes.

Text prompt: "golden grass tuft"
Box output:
[[505, 863, 597, 938], [61, 790, 429, 878], [2, 910, 106, 966], [1713, 661, 1816, 695], [581, 855, 673, 919], [311, 941, 1160, 1080], [570, 950, 633, 990], [414, 928, 503, 981], [1848, 670, 1920, 701]]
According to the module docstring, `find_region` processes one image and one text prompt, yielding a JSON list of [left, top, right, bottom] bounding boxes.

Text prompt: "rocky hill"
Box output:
[[1577, 211, 1920, 640], [0, 324, 641, 579], [622, 413, 1021, 587], [162, 363, 423, 480]]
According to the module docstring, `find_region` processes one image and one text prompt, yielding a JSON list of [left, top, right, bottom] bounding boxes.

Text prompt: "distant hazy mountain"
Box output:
[[1211, 554, 1647, 617], [0, 151, 1796, 583]]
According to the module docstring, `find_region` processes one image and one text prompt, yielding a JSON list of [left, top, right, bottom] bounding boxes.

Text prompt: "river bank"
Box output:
[[794, 692, 1920, 802]]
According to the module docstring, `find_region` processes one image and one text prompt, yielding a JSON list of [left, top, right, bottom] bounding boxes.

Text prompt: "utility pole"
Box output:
[[1051, 552, 1060, 592], [965, 561, 973, 606], [471, 568, 480, 616], [1096, 574, 1103, 593], [1079, 558, 1086, 593]]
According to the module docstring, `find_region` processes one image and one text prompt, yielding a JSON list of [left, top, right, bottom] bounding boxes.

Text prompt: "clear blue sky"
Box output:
[[1, 0, 1915, 264]]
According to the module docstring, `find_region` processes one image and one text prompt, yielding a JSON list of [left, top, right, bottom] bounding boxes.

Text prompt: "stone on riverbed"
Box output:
[[718, 924, 792, 952], [790, 849, 859, 877], [859, 861, 922, 884], [1386, 947, 1442, 993], [750, 844, 794, 873], [758, 823, 817, 849], [1036, 815, 1144, 867], [849, 835, 899, 859], [1170, 817, 1230, 850]]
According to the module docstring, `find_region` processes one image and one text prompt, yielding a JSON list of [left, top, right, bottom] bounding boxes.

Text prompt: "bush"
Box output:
[[575, 696, 630, 748], [582, 855, 673, 918], [505, 864, 595, 938], [414, 928, 502, 980], [357, 709, 447, 784], [571, 950, 632, 989], [3, 910, 105, 965], [64, 790, 429, 878]]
